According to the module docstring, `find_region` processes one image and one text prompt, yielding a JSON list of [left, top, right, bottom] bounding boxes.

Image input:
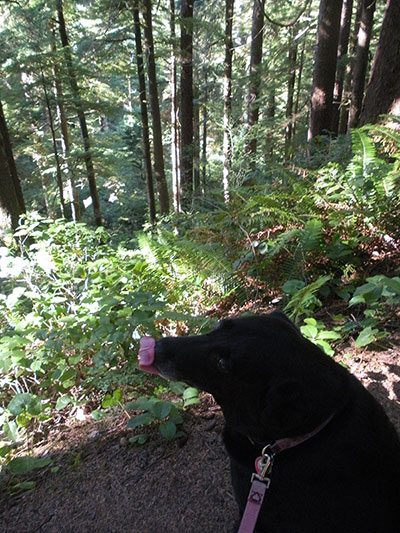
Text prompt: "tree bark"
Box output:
[[56, 0, 102, 226], [331, 0, 353, 135], [293, 37, 306, 139], [246, 0, 265, 155], [133, 1, 156, 225], [338, 0, 362, 133], [170, 0, 180, 212], [201, 70, 208, 194], [180, 0, 194, 210], [142, 0, 170, 215], [0, 101, 25, 231], [51, 25, 80, 221], [308, 0, 343, 140], [348, 0, 376, 128], [359, 0, 400, 125], [193, 83, 201, 202], [284, 28, 298, 161], [41, 68, 66, 218], [223, 0, 234, 201]]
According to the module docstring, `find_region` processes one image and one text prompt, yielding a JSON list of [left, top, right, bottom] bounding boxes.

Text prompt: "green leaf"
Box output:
[[348, 294, 366, 306], [8, 394, 42, 416], [168, 382, 187, 395], [8, 456, 52, 475], [300, 324, 318, 339], [102, 389, 123, 408], [303, 318, 317, 326], [315, 340, 334, 356], [355, 326, 379, 348], [183, 387, 199, 407], [127, 413, 153, 429], [11, 481, 36, 492], [3, 421, 20, 442], [0, 444, 12, 457], [282, 279, 305, 295], [91, 410, 107, 421], [55, 395, 73, 410], [159, 421, 177, 440], [129, 434, 148, 445], [168, 408, 183, 425], [125, 398, 157, 411], [150, 401, 172, 420], [16, 412, 32, 427]]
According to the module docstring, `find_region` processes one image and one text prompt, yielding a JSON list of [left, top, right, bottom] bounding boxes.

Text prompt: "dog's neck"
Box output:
[[247, 411, 337, 453]]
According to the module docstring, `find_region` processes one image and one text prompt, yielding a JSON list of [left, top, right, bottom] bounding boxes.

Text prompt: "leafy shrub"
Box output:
[[300, 318, 341, 356], [349, 275, 400, 347], [0, 215, 219, 461], [126, 397, 184, 442], [283, 276, 332, 322]]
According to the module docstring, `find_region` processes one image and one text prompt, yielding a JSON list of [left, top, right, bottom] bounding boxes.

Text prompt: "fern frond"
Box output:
[[351, 128, 376, 174]]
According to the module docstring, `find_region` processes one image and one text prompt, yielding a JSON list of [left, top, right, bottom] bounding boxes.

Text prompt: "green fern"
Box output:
[[261, 219, 324, 281], [284, 275, 331, 323], [137, 230, 237, 300]]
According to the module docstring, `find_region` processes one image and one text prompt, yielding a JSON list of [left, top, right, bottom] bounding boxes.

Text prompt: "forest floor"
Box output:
[[1, 334, 399, 533]]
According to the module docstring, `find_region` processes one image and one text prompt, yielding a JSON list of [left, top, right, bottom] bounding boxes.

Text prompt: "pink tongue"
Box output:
[[138, 337, 156, 367]]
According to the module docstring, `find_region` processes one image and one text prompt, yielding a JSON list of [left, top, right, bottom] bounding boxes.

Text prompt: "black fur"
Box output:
[[153, 313, 400, 532]]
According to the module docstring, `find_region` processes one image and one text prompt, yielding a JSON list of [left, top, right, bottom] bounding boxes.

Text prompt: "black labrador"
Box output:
[[139, 313, 400, 532]]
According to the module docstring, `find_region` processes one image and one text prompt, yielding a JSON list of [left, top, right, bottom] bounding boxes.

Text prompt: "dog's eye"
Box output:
[[217, 357, 230, 373]]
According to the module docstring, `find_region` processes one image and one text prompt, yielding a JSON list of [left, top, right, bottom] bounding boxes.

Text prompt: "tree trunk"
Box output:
[[180, 0, 194, 210], [56, 0, 102, 226], [193, 83, 201, 202], [222, 0, 234, 201], [142, 0, 170, 215], [338, 0, 362, 133], [201, 70, 208, 194], [359, 0, 400, 125], [266, 88, 276, 157], [170, 0, 180, 212], [293, 37, 306, 139], [308, 0, 343, 140], [133, 1, 156, 224], [246, 0, 265, 156], [51, 26, 80, 221], [348, 0, 376, 128], [331, 0, 353, 135], [41, 68, 66, 218], [284, 28, 298, 161], [0, 101, 25, 231]]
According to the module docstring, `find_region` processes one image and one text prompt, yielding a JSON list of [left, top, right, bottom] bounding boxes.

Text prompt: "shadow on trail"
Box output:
[[0, 405, 238, 533]]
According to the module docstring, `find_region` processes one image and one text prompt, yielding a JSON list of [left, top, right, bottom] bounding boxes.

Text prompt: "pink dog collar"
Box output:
[[238, 414, 335, 532]]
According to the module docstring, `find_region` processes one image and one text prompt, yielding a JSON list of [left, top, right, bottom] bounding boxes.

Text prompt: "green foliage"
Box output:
[[300, 318, 341, 356], [284, 276, 331, 322], [7, 456, 52, 475], [349, 275, 400, 348], [0, 215, 223, 462], [126, 397, 184, 441]]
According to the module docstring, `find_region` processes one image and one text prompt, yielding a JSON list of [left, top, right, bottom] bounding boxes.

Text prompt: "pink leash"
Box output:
[[237, 444, 274, 533], [238, 414, 335, 533]]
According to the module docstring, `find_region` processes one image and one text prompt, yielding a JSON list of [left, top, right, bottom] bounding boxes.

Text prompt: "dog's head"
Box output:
[[139, 313, 348, 441]]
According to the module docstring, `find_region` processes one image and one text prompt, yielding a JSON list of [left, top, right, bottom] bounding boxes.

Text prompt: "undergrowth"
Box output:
[[1, 127, 399, 478]]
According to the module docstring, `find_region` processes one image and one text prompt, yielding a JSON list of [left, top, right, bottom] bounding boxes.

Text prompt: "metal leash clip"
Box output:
[[253, 444, 275, 483]]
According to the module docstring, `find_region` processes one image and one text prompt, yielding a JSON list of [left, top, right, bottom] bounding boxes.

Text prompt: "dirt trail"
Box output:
[[1, 346, 399, 533]]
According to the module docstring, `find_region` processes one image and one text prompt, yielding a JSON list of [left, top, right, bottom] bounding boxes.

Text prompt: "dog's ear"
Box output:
[[261, 380, 311, 437], [269, 311, 300, 333]]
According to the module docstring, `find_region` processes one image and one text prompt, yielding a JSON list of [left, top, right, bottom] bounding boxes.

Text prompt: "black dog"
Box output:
[[139, 313, 400, 532]]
